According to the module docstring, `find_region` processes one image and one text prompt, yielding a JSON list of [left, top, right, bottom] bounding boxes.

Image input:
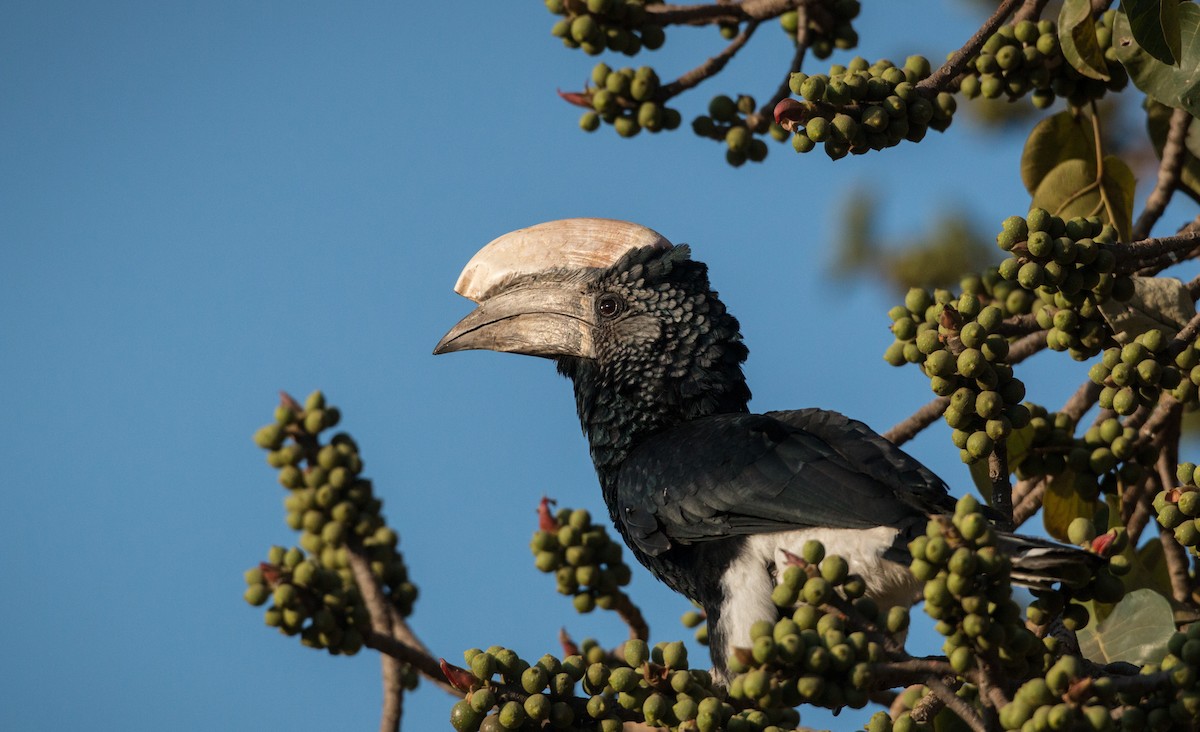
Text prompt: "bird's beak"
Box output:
[[434, 218, 672, 359], [433, 284, 595, 359]]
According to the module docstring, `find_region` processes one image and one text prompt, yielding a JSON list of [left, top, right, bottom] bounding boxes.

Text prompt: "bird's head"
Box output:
[[434, 218, 751, 468]]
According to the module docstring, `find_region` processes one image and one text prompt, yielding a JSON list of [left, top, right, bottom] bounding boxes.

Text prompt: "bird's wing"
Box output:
[[615, 409, 956, 557]]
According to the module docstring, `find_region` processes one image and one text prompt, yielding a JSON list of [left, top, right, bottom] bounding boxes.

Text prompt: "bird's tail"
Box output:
[[996, 531, 1101, 590]]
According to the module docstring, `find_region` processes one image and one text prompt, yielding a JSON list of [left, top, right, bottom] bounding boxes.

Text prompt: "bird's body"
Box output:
[[436, 219, 1091, 677]]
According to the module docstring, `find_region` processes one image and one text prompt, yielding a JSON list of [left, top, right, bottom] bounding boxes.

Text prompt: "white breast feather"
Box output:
[[716, 527, 920, 668]]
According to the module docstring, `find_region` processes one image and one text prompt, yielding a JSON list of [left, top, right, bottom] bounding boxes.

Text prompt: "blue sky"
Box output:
[[5, 2, 1197, 730]]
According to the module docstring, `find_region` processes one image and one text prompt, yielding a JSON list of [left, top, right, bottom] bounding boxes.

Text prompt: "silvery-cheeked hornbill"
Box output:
[[434, 218, 1091, 677]]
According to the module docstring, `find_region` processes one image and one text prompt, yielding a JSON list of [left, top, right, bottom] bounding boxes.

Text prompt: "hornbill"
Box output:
[[434, 218, 1092, 677]]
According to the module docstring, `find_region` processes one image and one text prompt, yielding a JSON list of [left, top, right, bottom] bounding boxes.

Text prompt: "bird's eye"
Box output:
[[597, 294, 624, 318]]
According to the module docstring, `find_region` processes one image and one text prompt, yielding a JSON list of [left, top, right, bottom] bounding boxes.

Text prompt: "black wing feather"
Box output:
[[615, 408, 955, 557]]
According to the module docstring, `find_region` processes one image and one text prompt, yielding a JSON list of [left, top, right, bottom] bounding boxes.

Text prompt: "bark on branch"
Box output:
[[917, 0, 1024, 93], [1132, 107, 1193, 241]]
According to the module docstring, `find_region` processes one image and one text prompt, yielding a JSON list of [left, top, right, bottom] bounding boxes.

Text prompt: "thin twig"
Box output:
[[1117, 222, 1200, 274], [1061, 380, 1103, 424], [1160, 521, 1194, 605], [989, 441, 1014, 530], [746, 2, 809, 131], [927, 676, 988, 732], [1008, 329, 1050, 362], [658, 21, 760, 100], [917, 0, 1024, 93], [1013, 0, 1053, 23], [1013, 478, 1046, 527], [361, 631, 461, 696], [884, 396, 950, 446], [1133, 107, 1193, 241], [872, 658, 958, 685], [613, 591, 651, 640], [347, 548, 405, 732], [645, 0, 798, 25]]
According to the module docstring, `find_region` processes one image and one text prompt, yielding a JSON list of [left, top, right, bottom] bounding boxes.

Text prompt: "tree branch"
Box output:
[[746, 2, 809, 131], [927, 676, 988, 732], [1013, 478, 1046, 527], [1013, 0, 1053, 23], [1160, 520, 1194, 606], [646, 0, 798, 26], [1118, 218, 1200, 275], [1061, 379, 1103, 424], [1133, 107, 1193, 241], [917, 0, 1024, 93], [1008, 329, 1049, 362], [659, 21, 760, 100], [988, 441, 1014, 530], [347, 547, 405, 732], [884, 396, 950, 446], [361, 631, 462, 696]]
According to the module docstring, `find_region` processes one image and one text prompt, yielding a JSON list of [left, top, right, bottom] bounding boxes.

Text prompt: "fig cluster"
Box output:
[[546, 0, 665, 56], [530, 506, 634, 614], [580, 63, 682, 137], [777, 0, 860, 59], [245, 392, 416, 654], [996, 624, 1200, 731], [996, 210, 1134, 361], [448, 639, 740, 732], [884, 286, 1031, 464], [691, 93, 776, 167], [724, 540, 884, 716], [1155, 462, 1200, 554], [1016, 406, 1154, 504], [959, 14, 1128, 109], [1166, 338, 1200, 406], [912, 496, 1049, 679], [1088, 329, 1180, 415], [869, 686, 981, 732], [779, 55, 955, 159]]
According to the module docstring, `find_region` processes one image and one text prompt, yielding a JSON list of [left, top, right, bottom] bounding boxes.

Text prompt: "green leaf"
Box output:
[[1146, 99, 1200, 203], [1131, 537, 1175, 598], [1060, 0, 1112, 80], [1098, 275, 1195, 342], [1020, 111, 1096, 195], [1114, 3, 1200, 117], [1030, 156, 1135, 243], [1076, 588, 1174, 665], [1042, 469, 1098, 541], [1121, 0, 1182, 65]]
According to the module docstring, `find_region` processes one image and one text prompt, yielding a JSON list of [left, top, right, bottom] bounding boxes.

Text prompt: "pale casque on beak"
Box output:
[[433, 218, 672, 359]]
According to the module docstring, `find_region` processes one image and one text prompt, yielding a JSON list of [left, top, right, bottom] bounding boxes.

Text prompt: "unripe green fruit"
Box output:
[[725, 126, 750, 153], [623, 638, 649, 667], [1112, 387, 1137, 415], [471, 651, 496, 680], [792, 133, 815, 153], [831, 113, 858, 141], [1017, 261, 1043, 289], [805, 116, 829, 142], [708, 95, 737, 121], [1068, 517, 1096, 545], [957, 348, 986, 378], [801, 539, 824, 564], [1179, 491, 1200, 517], [803, 576, 831, 604], [451, 700, 485, 732], [820, 555, 849, 584], [1062, 603, 1090, 631], [966, 431, 994, 459], [498, 701, 526, 729]]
